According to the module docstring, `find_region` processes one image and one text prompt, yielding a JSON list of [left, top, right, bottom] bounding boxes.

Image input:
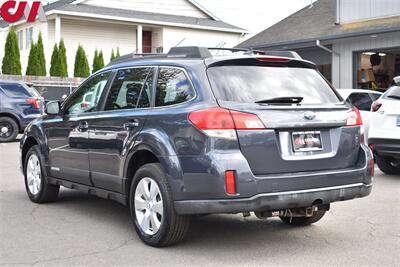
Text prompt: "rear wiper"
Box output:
[[387, 95, 400, 100], [255, 97, 304, 104]]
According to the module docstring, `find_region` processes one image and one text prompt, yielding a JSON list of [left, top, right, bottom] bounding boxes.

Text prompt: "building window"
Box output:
[[25, 28, 33, 49], [18, 31, 23, 50]]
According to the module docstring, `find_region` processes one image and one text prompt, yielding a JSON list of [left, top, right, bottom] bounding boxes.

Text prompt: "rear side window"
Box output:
[[0, 84, 31, 98], [105, 68, 152, 111], [207, 66, 340, 104], [384, 86, 400, 100], [155, 68, 195, 107], [347, 93, 373, 111]]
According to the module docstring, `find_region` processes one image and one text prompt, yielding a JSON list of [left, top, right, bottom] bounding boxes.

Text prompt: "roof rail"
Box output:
[[107, 46, 302, 66], [108, 52, 166, 66]]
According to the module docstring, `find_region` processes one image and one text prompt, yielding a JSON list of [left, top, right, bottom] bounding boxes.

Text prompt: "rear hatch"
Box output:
[[206, 57, 363, 175]]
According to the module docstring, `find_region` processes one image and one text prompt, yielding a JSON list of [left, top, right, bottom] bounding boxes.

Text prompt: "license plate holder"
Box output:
[[292, 131, 323, 152]]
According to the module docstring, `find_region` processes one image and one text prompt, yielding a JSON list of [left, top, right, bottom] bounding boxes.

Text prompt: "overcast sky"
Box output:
[[196, 0, 313, 38]]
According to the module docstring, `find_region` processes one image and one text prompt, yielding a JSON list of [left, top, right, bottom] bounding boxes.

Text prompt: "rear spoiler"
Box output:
[[206, 57, 317, 69]]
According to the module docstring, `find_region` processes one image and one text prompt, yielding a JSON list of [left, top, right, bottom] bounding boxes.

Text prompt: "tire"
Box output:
[[0, 117, 19, 142], [24, 145, 59, 203], [129, 163, 190, 247], [280, 210, 326, 226], [376, 155, 400, 175]]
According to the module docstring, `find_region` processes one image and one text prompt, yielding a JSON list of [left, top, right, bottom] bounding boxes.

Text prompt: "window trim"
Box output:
[[61, 70, 114, 115], [97, 65, 197, 113], [100, 66, 156, 113], [153, 66, 197, 109]]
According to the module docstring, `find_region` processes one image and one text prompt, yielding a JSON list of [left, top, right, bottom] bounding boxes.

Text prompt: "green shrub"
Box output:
[[58, 39, 68, 77], [36, 32, 46, 76], [50, 44, 59, 77], [74, 45, 90, 78], [1, 27, 22, 75], [110, 49, 115, 62], [26, 43, 39, 76]]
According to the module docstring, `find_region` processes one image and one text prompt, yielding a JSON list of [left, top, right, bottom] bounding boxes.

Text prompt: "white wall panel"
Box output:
[[61, 18, 137, 76], [338, 0, 400, 23], [81, 0, 209, 19]]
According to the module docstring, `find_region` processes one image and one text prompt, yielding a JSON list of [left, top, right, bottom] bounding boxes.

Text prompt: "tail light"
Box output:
[[188, 107, 265, 139], [81, 102, 90, 109], [225, 171, 236, 195], [369, 158, 375, 177], [346, 107, 363, 126], [256, 57, 290, 63], [26, 98, 41, 110], [371, 101, 382, 112]]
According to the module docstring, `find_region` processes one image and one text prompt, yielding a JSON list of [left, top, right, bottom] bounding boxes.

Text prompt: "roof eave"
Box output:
[[46, 9, 247, 34], [240, 26, 400, 49]]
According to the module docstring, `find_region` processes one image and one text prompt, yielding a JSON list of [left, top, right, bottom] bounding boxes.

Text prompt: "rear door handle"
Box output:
[[78, 121, 89, 132], [123, 120, 140, 130]]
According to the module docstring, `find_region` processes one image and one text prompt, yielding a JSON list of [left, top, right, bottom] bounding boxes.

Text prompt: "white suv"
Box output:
[[369, 85, 400, 174]]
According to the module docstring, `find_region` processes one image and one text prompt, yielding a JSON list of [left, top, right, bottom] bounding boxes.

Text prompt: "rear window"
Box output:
[[0, 83, 32, 98], [383, 86, 400, 100], [207, 66, 340, 104]]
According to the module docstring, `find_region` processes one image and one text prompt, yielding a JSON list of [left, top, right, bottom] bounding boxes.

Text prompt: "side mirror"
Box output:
[[394, 76, 400, 86], [45, 101, 61, 115]]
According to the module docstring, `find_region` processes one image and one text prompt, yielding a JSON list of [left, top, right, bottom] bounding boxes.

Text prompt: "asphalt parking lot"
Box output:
[[0, 140, 399, 267]]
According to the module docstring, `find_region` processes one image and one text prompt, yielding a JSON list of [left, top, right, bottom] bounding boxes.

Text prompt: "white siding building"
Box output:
[[0, 0, 246, 77]]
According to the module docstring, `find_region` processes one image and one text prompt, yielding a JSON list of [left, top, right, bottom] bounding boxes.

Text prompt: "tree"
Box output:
[[50, 44, 59, 77], [92, 49, 105, 73], [74, 45, 90, 78], [110, 49, 115, 62], [1, 27, 22, 75], [92, 49, 99, 73], [58, 39, 68, 77], [26, 43, 39, 76], [116, 47, 120, 58], [36, 32, 46, 76]]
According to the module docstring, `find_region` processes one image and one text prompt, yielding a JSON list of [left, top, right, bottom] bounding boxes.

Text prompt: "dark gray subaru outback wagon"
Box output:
[[20, 47, 374, 247]]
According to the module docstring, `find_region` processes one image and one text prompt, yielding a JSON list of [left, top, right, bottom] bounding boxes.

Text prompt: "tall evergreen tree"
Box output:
[[58, 39, 68, 77], [36, 32, 46, 76], [98, 50, 105, 70], [110, 49, 115, 62], [26, 43, 39, 76], [74, 45, 90, 78], [92, 49, 99, 73], [50, 44, 59, 77], [116, 47, 120, 58], [92, 49, 105, 73], [1, 27, 22, 75]]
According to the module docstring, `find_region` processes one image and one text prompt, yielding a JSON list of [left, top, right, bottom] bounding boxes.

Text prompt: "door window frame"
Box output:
[[61, 70, 115, 115], [103, 67, 155, 112], [98, 65, 197, 112]]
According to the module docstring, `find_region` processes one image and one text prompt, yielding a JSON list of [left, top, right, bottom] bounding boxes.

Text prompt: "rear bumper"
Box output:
[[369, 138, 400, 158], [174, 183, 372, 215]]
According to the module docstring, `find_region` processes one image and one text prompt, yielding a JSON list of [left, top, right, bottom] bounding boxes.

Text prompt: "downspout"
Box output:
[[316, 40, 341, 88]]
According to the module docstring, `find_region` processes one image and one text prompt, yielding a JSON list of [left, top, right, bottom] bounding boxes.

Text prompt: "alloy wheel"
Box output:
[[0, 121, 13, 139], [134, 177, 163, 235], [26, 154, 42, 195]]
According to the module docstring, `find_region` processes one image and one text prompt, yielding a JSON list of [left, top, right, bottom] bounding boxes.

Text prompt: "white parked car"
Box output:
[[368, 86, 400, 174], [337, 89, 382, 139]]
